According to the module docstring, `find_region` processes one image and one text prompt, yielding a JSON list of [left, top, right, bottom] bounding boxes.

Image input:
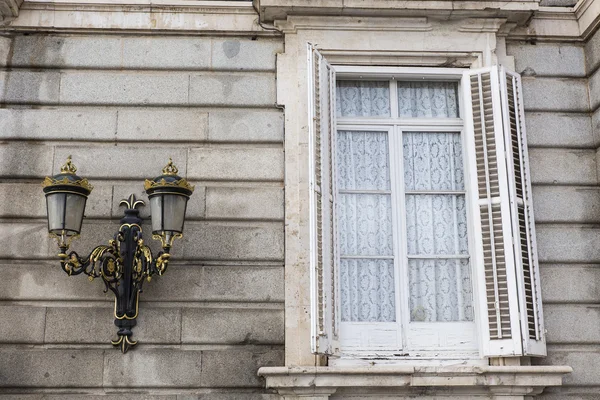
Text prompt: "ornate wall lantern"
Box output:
[[42, 157, 194, 353]]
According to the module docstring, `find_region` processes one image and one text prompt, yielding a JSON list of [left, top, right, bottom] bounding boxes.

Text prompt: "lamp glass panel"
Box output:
[[64, 193, 87, 234], [162, 194, 187, 233], [150, 195, 164, 233], [46, 192, 66, 233]]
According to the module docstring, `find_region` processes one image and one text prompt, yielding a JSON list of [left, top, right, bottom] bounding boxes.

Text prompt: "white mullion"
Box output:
[[339, 189, 392, 195], [449, 133, 464, 321], [387, 125, 403, 349], [390, 79, 399, 119], [395, 126, 410, 349], [341, 255, 395, 260], [408, 255, 469, 259], [336, 118, 464, 128], [405, 190, 465, 195]]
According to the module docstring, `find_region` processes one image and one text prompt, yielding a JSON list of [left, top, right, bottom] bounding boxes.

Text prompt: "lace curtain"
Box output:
[[404, 132, 473, 322], [335, 80, 458, 119], [335, 81, 473, 325], [337, 130, 396, 322], [398, 81, 459, 118], [336, 80, 390, 117]]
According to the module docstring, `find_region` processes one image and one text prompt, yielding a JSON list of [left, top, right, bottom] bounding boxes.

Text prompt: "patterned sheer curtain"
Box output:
[[403, 132, 473, 322], [398, 81, 459, 118], [337, 130, 396, 322], [335, 80, 473, 325], [336, 80, 390, 117]]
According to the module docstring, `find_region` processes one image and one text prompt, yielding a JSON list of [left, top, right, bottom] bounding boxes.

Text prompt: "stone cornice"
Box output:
[[274, 15, 511, 34], [3, 0, 599, 41], [258, 365, 573, 397], [259, 0, 539, 26], [1, 0, 276, 33], [575, 0, 600, 38]]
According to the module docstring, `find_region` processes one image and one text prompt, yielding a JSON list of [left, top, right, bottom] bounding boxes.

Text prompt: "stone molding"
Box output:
[[0, 0, 23, 25], [3, 0, 598, 41], [576, 0, 600, 37], [258, 365, 573, 399], [258, 0, 540, 24], [2, 0, 269, 33]]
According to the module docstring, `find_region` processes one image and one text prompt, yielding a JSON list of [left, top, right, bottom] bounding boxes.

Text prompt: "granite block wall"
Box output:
[[0, 33, 284, 398], [507, 36, 600, 400]]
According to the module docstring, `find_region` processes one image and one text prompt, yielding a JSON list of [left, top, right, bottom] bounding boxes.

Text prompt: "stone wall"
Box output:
[[0, 33, 284, 398], [507, 36, 600, 400]]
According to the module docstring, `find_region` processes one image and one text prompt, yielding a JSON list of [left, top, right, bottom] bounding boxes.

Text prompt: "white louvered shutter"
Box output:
[[500, 67, 546, 356], [463, 66, 546, 357], [308, 43, 338, 355]]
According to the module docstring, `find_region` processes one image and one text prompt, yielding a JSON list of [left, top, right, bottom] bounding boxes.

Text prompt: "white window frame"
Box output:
[[332, 66, 482, 362]]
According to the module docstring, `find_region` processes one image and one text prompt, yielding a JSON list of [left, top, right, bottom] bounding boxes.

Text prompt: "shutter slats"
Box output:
[[502, 68, 546, 355], [471, 71, 513, 344], [309, 44, 337, 355], [465, 66, 546, 357]]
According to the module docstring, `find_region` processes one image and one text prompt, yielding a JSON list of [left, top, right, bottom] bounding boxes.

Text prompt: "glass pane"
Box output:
[[337, 130, 390, 190], [336, 80, 390, 117], [340, 259, 396, 322], [163, 195, 187, 233], [338, 193, 393, 257], [409, 258, 473, 322], [151, 195, 188, 234], [405, 194, 468, 256], [403, 132, 464, 191], [46, 193, 66, 233], [64, 194, 86, 234], [150, 196, 163, 233], [397, 81, 459, 118]]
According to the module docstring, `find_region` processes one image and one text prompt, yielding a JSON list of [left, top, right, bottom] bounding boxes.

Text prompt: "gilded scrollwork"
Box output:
[[50, 194, 175, 353]]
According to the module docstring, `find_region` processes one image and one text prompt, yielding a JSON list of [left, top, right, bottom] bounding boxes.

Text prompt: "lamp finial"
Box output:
[[162, 158, 179, 176], [60, 156, 78, 175]]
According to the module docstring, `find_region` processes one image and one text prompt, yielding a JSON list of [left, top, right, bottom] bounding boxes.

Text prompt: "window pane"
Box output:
[[336, 80, 391, 117], [409, 259, 474, 322], [337, 130, 390, 190], [398, 81, 459, 118], [338, 193, 393, 257], [405, 194, 468, 256], [341, 259, 396, 322], [403, 132, 464, 191]]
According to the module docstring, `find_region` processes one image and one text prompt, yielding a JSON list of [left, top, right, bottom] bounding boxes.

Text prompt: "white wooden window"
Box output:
[[308, 45, 546, 360]]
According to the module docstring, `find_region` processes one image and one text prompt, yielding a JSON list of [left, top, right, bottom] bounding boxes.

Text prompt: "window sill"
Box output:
[[258, 365, 573, 398]]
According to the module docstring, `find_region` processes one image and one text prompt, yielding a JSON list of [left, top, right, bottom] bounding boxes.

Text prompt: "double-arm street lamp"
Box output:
[[42, 157, 194, 353]]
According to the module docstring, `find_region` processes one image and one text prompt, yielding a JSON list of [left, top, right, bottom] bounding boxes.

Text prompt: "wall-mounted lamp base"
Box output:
[[52, 194, 176, 354], [112, 330, 138, 354]]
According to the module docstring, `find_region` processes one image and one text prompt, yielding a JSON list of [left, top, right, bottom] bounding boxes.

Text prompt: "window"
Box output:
[[334, 78, 476, 356], [308, 44, 546, 361]]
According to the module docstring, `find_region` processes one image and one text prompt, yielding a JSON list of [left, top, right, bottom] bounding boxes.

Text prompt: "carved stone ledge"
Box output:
[[258, 0, 539, 25], [258, 365, 573, 399], [0, 0, 23, 25]]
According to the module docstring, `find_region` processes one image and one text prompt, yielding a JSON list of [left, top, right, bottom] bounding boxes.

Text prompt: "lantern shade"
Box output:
[[42, 156, 93, 236], [46, 192, 87, 235], [149, 193, 188, 234], [145, 159, 194, 236]]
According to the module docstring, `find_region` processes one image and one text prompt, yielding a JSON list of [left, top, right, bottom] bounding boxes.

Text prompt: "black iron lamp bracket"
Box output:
[[56, 194, 174, 353]]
